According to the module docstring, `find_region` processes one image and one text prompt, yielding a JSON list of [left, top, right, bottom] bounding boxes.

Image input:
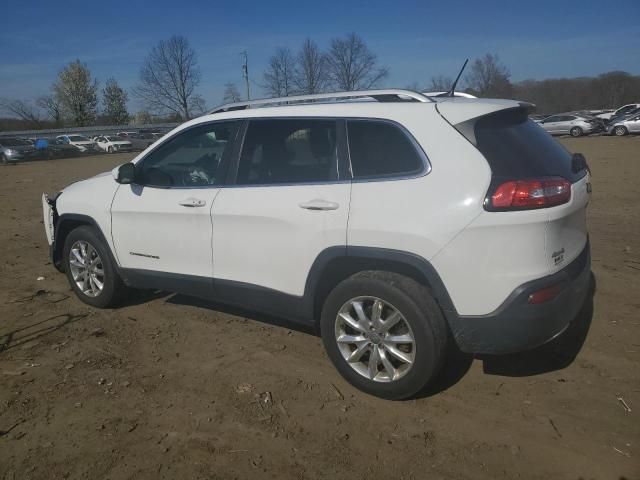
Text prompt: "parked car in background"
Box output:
[[606, 107, 640, 126], [607, 113, 640, 136], [596, 103, 640, 120], [538, 114, 598, 136], [94, 135, 133, 153], [0, 137, 37, 163], [116, 131, 138, 138], [56, 135, 98, 153], [123, 132, 157, 150], [45, 138, 81, 158], [530, 114, 549, 123]]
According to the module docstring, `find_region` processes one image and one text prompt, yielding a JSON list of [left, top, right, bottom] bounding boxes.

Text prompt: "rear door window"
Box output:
[[347, 120, 425, 179], [236, 119, 337, 185], [472, 108, 586, 183]]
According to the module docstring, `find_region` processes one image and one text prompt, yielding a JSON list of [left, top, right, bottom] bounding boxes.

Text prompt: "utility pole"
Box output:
[[241, 51, 250, 100]]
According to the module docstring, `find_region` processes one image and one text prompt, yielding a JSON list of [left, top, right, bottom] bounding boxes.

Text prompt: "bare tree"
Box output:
[[326, 33, 388, 91], [53, 60, 98, 126], [133, 35, 204, 120], [294, 39, 329, 95], [223, 82, 242, 103], [263, 47, 296, 97], [102, 78, 129, 125], [465, 53, 512, 98], [36, 95, 63, 126], [428, 75, 453, 92], [0, 98, 42, 127]]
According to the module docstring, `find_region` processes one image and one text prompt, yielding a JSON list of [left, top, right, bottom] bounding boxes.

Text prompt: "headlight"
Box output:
[[5, 148, 18, 155]]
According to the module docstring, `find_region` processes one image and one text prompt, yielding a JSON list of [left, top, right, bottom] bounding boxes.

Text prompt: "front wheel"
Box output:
[[63, 226, 127, 308], [320, 271, 448, 400], [570, 127, 583, 137], [614, 126, 628, 136]]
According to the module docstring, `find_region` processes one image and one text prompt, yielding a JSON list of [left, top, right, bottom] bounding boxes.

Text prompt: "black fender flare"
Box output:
[[302, 246, 460, 330], [53, 213, 120, 273]]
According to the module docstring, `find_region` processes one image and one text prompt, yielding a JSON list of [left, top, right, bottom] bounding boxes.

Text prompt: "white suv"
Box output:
[[42, 90, 592, 399]]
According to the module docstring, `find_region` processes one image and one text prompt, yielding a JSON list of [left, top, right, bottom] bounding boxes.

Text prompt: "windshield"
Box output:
[[1, 138, 30, 146], [68, 135, 90, 142]]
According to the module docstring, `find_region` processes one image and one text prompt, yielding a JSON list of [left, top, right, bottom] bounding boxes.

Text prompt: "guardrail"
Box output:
[[0, 122, 180, 139]]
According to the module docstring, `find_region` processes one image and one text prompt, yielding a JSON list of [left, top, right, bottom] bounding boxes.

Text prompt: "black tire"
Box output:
[[107, 146, 114, 153], [614, 126, 628, 136], [570, 127, 583, 137], [320, 271, 448, 400], [63, 226, 127, 308]]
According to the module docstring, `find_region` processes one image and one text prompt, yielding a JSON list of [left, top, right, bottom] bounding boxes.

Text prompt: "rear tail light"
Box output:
[[485, 177, 571, 211]]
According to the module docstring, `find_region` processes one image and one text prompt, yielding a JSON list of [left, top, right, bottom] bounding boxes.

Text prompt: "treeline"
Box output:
[[513, 72, 640, 114], [1, 35, 638, 132]]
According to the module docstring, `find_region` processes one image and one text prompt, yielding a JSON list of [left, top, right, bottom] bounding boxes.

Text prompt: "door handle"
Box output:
[[298, 199, 339, 211], [179, 197, 206, 208]]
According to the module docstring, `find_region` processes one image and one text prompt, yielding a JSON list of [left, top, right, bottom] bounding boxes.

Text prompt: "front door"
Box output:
[[111, 121, 240, 280], [211, 118, 350, 297]]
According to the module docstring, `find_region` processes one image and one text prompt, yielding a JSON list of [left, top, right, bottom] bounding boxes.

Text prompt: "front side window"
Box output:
[[137, 122, 238, 187], [236, 119, 337, 185], [347, 120, 424, 179]]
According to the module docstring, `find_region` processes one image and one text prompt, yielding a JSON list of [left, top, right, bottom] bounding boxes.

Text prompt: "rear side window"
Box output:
[[347, 120, 424, 179], [472, 109, 585, 183], [237, 119, 337, 185]]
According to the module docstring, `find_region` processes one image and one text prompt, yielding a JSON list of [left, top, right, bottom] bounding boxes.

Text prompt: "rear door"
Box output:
[[541, 115, 563, 134], [628, 116, 640, 132], [210, 118, 350, 296]]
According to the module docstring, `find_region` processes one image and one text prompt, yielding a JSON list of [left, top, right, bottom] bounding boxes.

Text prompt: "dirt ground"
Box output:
[[1, 137, 639, 480]]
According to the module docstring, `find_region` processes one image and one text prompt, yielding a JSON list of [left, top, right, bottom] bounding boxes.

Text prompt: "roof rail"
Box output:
[[208, 89, 433, 114]]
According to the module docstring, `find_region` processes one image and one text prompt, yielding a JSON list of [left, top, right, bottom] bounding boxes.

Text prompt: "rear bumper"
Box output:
[[450, 242, 591, 355]]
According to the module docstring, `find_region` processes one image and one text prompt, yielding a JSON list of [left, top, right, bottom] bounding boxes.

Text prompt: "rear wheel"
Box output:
[[63, 226, 127, 308], [320, 271, 447, 400], [614, 126, 628, 136], [107, 146, 114, 153], [570, 127, 583, 137]]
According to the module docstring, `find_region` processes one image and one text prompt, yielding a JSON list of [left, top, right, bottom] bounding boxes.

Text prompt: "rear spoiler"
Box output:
[[437, 102, 536, 146]]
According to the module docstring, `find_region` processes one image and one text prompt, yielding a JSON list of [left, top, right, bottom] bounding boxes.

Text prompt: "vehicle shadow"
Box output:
[[0, 312, 89, 354], [163, 273, 595, 397], [120, 289, 171, 307], [480, 272, 596, 377], [165, 294, 317, 336]]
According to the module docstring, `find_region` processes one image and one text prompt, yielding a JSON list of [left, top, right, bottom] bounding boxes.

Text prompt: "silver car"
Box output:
[[608, 113, 640, 136], [538, 114, 596, 137], [0, 137, 37, 163]]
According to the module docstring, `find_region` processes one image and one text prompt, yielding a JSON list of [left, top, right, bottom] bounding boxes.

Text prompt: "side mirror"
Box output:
[[116, 163, 136, 184]]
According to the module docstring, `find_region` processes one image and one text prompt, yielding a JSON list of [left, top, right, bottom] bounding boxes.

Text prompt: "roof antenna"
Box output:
[[447, 58, 469, 97]]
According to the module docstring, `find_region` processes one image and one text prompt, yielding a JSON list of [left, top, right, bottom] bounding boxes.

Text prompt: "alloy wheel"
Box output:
[[335, 296, 416, 383], [68, 240, 105, 297], [615, 126, 626, 136]]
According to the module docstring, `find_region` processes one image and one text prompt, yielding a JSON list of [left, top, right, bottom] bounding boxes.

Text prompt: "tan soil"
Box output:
[[1, 136, 639, 479]]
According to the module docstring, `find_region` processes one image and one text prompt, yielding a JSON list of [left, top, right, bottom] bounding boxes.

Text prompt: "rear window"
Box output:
[[471, 108, 585, 183]]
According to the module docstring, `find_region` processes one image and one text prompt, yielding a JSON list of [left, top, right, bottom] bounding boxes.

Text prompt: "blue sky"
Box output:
[[2, 0, 639, 111]]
